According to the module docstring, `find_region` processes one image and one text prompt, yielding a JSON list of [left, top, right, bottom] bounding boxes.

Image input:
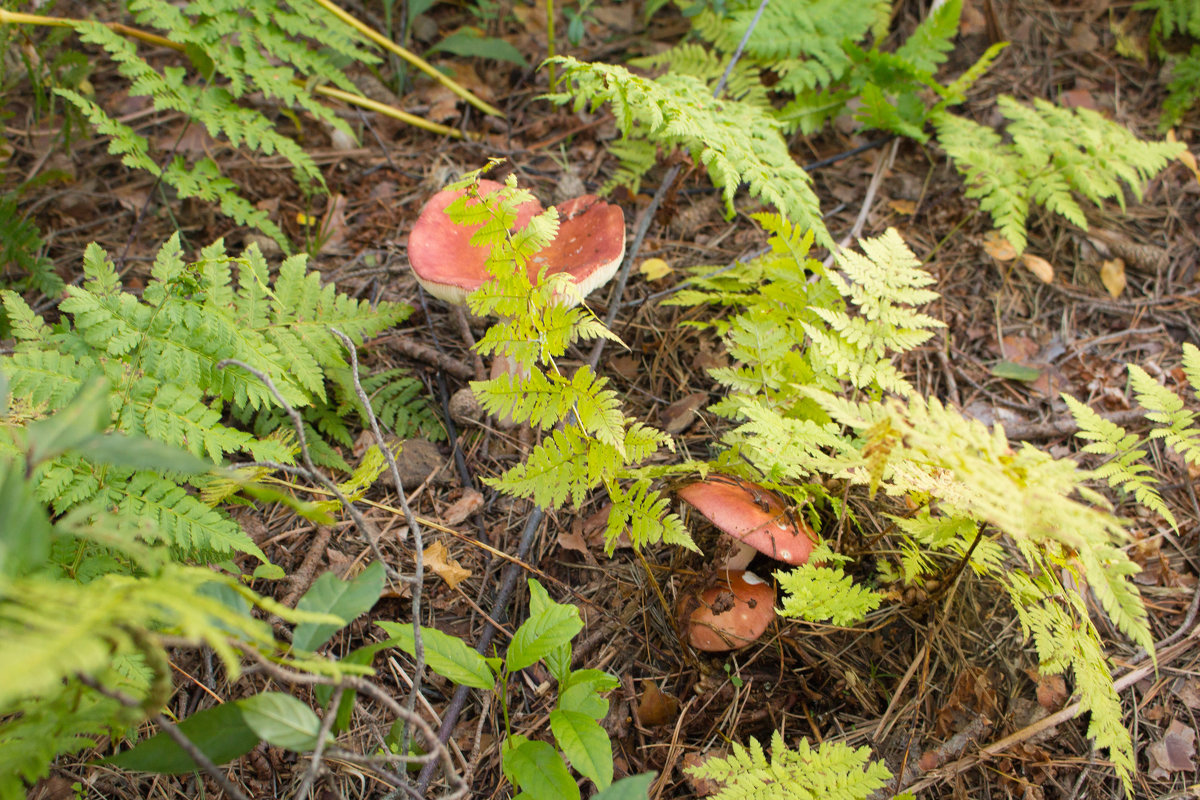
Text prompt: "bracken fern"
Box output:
[[1, 235, 411, 562], [933, 97, 1184, 252]]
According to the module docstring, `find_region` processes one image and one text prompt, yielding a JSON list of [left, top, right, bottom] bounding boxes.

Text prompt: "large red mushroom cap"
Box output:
[[407, 180, 625, 305], [529, 194, 625, 299], [407, 179, 541, 305], [678, 478, 816, 568], [683, 570, 776, 652]]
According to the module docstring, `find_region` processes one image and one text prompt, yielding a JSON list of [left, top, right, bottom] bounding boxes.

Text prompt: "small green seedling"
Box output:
[[380, 578, 639, 799]]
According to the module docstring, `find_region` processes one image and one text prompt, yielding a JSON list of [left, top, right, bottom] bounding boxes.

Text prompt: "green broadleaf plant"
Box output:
[[237, 692, 324, 752], [103, 702, 260, 775], [380, 579, 622, 798], [293, 560, 387, 652]]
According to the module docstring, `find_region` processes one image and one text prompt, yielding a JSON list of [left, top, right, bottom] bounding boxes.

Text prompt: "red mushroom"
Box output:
[[407, 178, 625, 429], [407, 179, 625, 305], [682, 570, 776, 652], [677, 478, 816, 570]]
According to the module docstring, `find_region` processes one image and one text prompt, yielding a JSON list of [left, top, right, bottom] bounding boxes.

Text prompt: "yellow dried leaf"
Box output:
[[1021, 253, 1055, 283], [425, 540, 470, 589], [888, 199, 917, 215], [1100, 258, 1126, 298], [982, 230, 1018, 261], [1168, 131, 1200, 184], [639, 257, 672, 280]]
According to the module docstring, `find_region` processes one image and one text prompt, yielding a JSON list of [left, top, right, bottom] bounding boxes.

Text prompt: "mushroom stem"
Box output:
[[721, 539, 758, 571], [452, 305, 487, 381]]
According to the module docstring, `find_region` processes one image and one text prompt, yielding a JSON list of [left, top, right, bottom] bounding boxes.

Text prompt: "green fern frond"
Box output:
[[0, 349, 93, 412], [547, 58, 829, 245], [894, 0, 961, 75], [891, 511, 1007, 578], [337, 368, 444, 441], [795, 387, 1151, 788], [631, 43, 770, 106], [1183, 342, 1200, 395], [686, 731, 891, 800], [441, 170, 682, 544], [605, 480, 698, 552], [486, 427, 596, 509], [104, 471, 265, 562], [3, 235, 409, 562], [1136, 0, 1200, 43], [803, 228, 944, 397], [475, 367, 627, 453], [1161, 46, 1200, 130], [1002, 568, 1136, 786], [940, 42, 1009, 105], [932, 110, 1031, 250], [0, 198, 64, 306], [1062, 394, 1175, 527], [724, 399, 849, 480], [854, 82, 929, 141], [1129, 362, 1200, 465], [600, 137, 660, 195], [51, 0, 380, 250], [691, 0, 875, 64], [934, 97, 1185, 252], [0, 291, 53, 344], [775, 561, 882, 625]]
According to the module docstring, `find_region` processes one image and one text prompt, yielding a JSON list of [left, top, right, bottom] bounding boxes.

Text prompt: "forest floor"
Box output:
[[9, 0, 1200, 799]]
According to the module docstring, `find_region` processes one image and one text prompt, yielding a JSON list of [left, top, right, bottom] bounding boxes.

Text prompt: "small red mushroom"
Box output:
[[407, 179, 625, 305], [677, 478, 816, 570], [683, 570, 776, 652]]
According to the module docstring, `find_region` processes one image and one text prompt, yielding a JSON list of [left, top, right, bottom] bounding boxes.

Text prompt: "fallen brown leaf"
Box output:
[[983, 230, 1018, 261], [1147, 719, 1197, 779], [1035, 673, 1068, 711], [1059, 87, 1098, 110], [318, 193, 349, 252], [425, 540, 471, 589], [999, 335, 1040, 362], [556, 528, 590, 556], [1169, 132, 1200, 183], [1100, 258, 1126, 298], [960, 1, 987, 35], [440, 489, 484, 527], [660, 392, 708, 435], [1177, 679, 1200, 709], [1021, 253, 1055, 283], [636, 682, 679, 727], [1063, 23, 1099, 54]]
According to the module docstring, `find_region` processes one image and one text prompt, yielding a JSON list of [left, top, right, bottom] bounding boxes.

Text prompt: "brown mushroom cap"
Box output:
[[407, 180, 625, 305], [677, 478, 816, 566], [684, 570, 776, 652]]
